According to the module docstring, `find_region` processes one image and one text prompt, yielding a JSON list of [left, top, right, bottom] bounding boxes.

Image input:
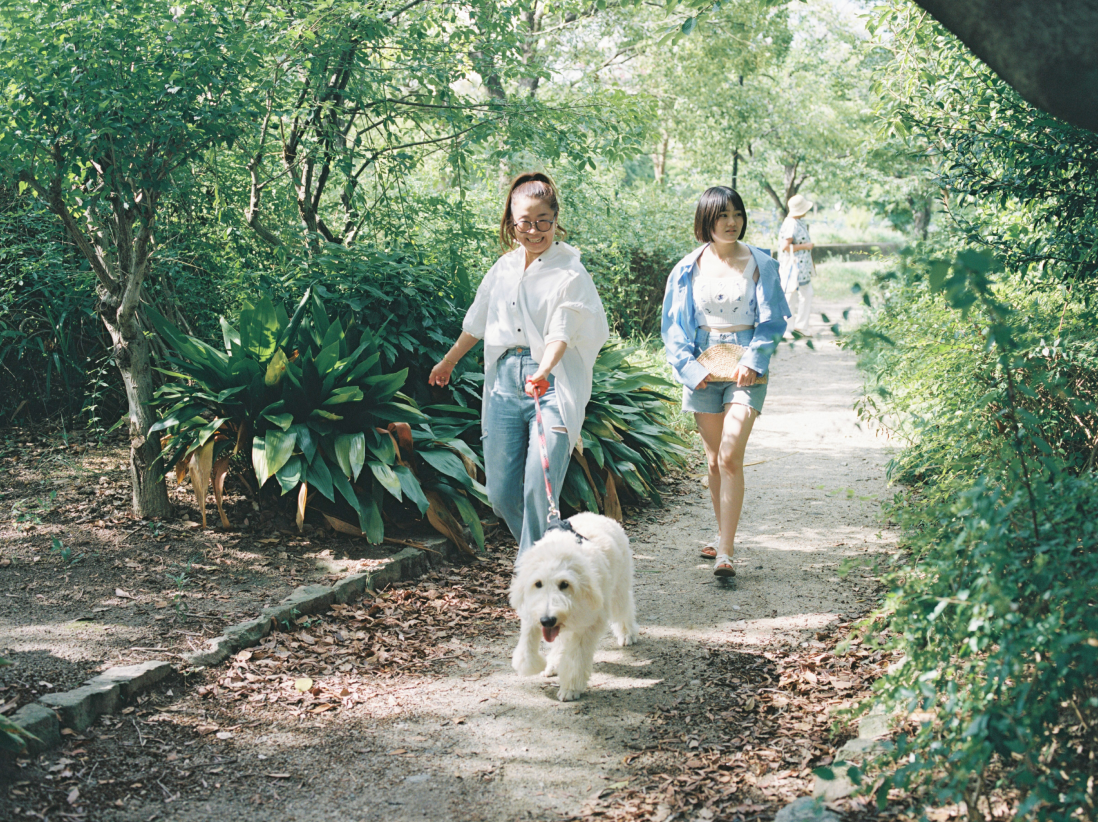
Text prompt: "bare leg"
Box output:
[[695, 411, 726, 534], [715, 403, 757, 558]]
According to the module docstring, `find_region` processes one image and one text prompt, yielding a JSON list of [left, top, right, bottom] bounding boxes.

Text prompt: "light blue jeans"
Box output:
[[483, 347, 572, 556]]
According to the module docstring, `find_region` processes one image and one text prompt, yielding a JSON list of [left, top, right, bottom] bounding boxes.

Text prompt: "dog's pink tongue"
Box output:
[[542, 625, 560, 643]]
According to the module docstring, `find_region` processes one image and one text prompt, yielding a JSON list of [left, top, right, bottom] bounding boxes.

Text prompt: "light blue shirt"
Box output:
[[661, 244, 791, 389]]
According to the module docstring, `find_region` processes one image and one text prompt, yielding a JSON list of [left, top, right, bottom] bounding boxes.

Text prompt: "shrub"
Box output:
[[562, 342, 692, 517], [282, 243, 483, 409], [0, 185, 108, 422], [149, 289, 487, 549], [849, 249, 1098, 820]]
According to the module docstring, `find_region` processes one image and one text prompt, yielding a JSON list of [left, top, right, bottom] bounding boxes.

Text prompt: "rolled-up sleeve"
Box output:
[[545, 272, 606, 348], [461, 267, 495, 339], [545, 304, 581, 347]]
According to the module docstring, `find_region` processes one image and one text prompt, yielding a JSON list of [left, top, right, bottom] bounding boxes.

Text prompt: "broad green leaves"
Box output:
[[151, 289, 493, 549]]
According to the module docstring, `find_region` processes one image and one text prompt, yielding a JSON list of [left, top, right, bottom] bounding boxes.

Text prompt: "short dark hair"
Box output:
[[694, 186, 748, 243]]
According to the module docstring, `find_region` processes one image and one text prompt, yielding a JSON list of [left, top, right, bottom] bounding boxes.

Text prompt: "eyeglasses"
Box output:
[[512, 219, 555, 233]]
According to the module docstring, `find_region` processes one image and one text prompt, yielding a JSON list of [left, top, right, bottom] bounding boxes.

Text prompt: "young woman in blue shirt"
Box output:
[[661, 187, 790, 577]]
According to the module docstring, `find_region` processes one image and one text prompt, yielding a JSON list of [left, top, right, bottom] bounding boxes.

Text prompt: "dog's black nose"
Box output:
[[540, 616, 557, 628]]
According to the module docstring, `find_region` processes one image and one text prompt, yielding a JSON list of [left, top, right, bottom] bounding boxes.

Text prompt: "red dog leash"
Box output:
[[526, 378, 575, 535]]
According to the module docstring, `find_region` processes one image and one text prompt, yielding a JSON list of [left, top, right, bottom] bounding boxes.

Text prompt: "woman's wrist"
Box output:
[[442, 353, 459, 366]]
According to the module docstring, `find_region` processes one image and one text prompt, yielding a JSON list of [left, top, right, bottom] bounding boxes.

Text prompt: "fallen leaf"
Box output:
[[67, 786, 80, 805], [115, 588, 135, 599], [266, 772, 292, 779], [215, 731, 233, 740], [196, 724, 219, 735]]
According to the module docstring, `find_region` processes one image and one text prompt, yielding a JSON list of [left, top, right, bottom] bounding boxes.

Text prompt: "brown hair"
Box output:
[[694, 186, 748, 243], [498, 171, 564, 251]]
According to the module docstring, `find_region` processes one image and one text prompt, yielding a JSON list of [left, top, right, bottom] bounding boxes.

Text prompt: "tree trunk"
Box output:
[[913, 0, 1098, 133], [655, 132, 670, 187], [22, 166, 173, 520], [731, 150, 740, 191], [104, 307, 172, 518]]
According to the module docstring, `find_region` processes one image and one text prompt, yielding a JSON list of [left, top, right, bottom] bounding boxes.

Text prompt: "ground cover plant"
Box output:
[[564, 343, 693, 518], [149, 289, 488, 549]]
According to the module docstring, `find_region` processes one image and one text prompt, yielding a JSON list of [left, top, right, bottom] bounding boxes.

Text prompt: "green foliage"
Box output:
[[871, 1, 1098, 284], [0, 186, 107, 420], [294, 244, 483, 409], [149, 290, 486, 545], [850, 246, 1098, 819], [850, 17, 1098, 819], [0, 0, 259, 197], [562, 342, 691, 515]]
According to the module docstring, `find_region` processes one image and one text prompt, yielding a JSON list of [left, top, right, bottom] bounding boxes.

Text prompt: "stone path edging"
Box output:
[[7, 537, 455, 757]]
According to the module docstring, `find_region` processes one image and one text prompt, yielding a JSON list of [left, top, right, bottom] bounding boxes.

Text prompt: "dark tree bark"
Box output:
[[19, 166, 172, 520], [913, 0, 1098, 133]]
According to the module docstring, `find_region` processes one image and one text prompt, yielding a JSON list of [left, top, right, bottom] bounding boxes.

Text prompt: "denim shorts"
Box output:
[[682, 328, 768, 415]]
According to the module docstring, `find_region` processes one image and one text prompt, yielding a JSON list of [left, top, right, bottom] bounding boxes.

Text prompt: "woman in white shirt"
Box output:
[[428, 173, 609, 556]]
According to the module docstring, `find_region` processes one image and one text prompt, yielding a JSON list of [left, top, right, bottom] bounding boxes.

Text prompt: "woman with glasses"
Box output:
[[429, 172, 609, 557], [661, 186, 790, 577]]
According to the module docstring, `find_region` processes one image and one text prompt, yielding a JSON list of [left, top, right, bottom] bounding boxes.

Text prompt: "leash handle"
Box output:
[[528, 379, 564, 526]]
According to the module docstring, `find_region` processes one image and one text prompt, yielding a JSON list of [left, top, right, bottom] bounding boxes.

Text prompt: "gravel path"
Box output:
[[1, 302, 897, 821]]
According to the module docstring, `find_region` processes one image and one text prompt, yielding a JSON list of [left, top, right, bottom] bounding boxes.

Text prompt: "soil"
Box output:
[[1, 298, 908, 822], [0, 435, 431, 711]]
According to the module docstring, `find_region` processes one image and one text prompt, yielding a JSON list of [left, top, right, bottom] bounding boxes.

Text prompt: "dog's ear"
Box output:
[[509, 572, 525, 611], [573, 563, 604, 615]]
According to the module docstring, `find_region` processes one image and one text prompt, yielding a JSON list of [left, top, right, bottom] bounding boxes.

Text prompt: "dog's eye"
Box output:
[[559, 581, 569, 590], [534, 581, 542, 589]]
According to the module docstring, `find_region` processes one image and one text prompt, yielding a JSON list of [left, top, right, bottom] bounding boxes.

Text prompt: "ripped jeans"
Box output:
[[483, 347, 572, 557]]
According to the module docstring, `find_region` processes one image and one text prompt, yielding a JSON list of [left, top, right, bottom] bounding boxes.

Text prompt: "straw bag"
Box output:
[[696, 343, 767, 384]]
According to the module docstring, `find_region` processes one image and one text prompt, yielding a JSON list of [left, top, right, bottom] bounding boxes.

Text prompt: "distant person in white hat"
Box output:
[[778, 194, 816, 336]]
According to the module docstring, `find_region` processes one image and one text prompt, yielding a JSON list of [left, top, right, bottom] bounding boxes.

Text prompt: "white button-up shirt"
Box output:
[[463, 242, 609, 451]]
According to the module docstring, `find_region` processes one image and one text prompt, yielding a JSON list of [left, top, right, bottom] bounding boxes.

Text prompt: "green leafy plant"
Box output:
[[562, 342, 692, 518], [849, 247, 1098, 820], [49, 536, 83, 566], [149, 289, 486, 547]]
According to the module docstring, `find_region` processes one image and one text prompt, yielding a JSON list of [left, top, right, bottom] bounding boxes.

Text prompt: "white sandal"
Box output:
[[713, 554, 736, 578]]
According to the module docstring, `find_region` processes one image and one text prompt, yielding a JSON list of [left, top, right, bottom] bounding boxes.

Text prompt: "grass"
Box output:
[[811, 257, 892, 303]]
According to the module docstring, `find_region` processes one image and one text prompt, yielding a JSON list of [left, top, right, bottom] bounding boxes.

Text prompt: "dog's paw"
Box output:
[[613, 623, 640, 646], [557, 686, 583, 702], [512, 649, 546, 677]]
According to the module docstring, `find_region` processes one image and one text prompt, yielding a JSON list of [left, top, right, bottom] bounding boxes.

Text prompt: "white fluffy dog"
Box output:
[[509, 512, 639, 701]]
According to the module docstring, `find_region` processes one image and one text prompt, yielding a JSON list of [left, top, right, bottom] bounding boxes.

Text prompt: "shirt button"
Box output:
[[517, 328, 521, 332]]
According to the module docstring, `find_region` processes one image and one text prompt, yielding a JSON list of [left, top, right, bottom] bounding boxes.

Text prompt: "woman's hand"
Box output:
[[735, 365, 759, 387], [695, 376, 710, 391], [428, 359, 455, 387], [524, 377, 550, 398]]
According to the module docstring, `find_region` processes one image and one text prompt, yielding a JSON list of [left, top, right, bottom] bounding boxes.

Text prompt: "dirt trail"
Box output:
[[1, 300, 898, 822]]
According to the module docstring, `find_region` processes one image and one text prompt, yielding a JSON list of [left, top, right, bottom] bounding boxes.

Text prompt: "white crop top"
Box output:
[[692, 254, 757, 328]]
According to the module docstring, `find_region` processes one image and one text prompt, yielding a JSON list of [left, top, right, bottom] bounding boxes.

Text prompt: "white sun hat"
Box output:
[[787, 194, 814, 218]]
